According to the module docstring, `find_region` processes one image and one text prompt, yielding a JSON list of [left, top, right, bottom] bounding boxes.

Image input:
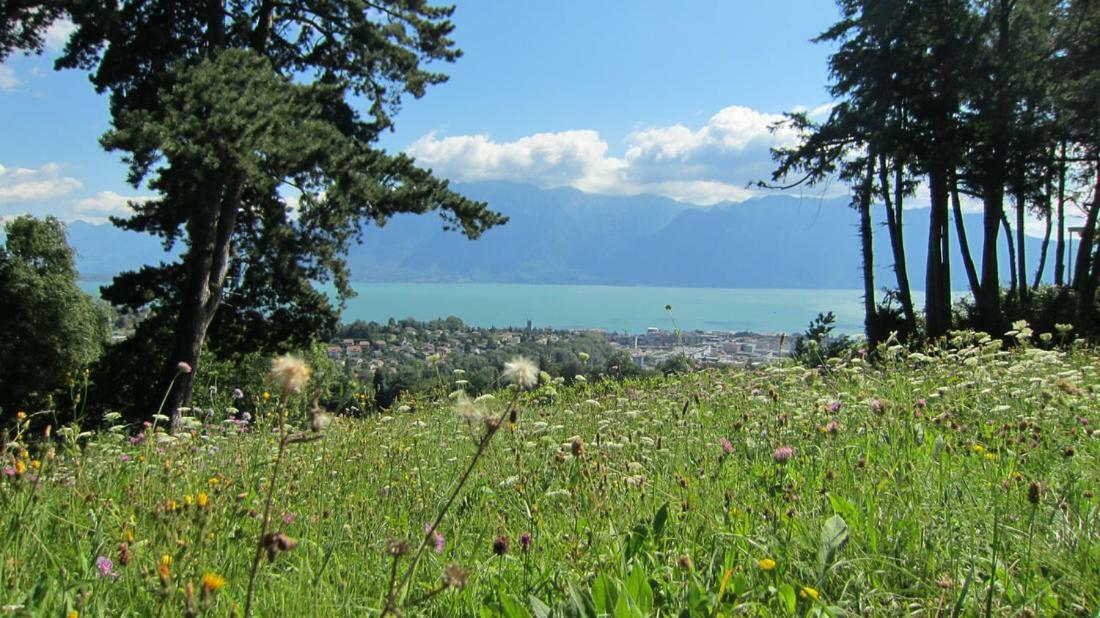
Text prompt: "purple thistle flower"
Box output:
[[424, 523, 445, 553], [869, 399, 886, 414], [95, 555, 117, 579], [520, 532, 532, 553], [828, 400, 842, 413], [492, 536, 510, 556], [282, 512, 294, 525], [772, 445, 794, 463], [719, 437, 733, 454], [119, 454, 132, 463]]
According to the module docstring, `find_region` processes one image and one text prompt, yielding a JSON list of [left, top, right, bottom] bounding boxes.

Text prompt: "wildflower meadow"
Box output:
[[2, 330, 1098, 616]]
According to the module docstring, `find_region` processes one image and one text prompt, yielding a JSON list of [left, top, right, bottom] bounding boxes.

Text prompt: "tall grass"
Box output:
[[1, 329, 1097, 616]]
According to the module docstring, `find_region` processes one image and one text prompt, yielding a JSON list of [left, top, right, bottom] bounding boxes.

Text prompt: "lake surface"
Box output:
[[82, 281, 898, 334]]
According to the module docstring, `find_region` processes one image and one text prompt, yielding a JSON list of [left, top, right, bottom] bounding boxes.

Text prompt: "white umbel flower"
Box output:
[[503, 357, 539, 390]]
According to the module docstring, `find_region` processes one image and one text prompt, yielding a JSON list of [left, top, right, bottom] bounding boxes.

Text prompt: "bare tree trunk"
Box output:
[[858, 155, 877, 345], [1054, 142, 1067, 286], [1033, 163, 1054, 289], [926, 167, 952, 338], [950, 168, 981, 298], [1075, 164, 1100, 330], [1014, 179, 1027, 305], [1002, 212, 1017, 295], [1073, 164, 1100, 295], [880, 154, 916, 331], [1033, 208, 1052, 290], [157, 175, 242, 430]]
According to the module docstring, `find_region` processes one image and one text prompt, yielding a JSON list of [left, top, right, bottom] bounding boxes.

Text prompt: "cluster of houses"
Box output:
[[606, 328, 791, 368]]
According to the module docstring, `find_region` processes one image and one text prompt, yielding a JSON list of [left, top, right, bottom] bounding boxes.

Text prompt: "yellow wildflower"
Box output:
[[196, 492, 209, 509], [985, 453, 997, 462], [201, 572, 226, 593], [207, 476, 219, 486], [758, 558, 776, 571], [14, 460, 26, 475], [800, 586, 820, 600], [183, 495, 194, 507], [972, 444, 985, 454], [262, 391, 271, 400], [67, 611, 78, 618], [30, 460, 40, 470]]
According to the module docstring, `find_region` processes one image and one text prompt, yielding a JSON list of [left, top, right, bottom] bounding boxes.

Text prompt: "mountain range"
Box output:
[[67, 181, 1052, 291]]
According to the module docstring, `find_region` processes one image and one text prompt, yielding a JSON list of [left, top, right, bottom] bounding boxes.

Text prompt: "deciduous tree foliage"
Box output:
[[4, 1, 506, 425], [0, 216, 107, 418]]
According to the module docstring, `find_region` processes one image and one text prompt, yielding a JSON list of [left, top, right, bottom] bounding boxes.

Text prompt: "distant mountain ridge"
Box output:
[[68, 180, 1049, 291]]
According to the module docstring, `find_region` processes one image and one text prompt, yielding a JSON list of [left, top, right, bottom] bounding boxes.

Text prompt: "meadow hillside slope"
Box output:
[[2, 334, 1098, 616]]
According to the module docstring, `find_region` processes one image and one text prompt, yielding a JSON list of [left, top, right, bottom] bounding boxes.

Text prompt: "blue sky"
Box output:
[[0, 2, 844, 223]]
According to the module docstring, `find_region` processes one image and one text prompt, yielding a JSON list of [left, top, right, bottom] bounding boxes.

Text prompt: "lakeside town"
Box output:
[[326, 318, 792, 375]]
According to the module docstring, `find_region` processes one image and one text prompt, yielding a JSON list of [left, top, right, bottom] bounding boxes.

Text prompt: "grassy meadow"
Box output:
[[2, 331, 1099, 616]]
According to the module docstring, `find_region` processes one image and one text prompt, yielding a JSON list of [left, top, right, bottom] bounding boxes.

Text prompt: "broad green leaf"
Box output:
[[652, 502, 669, 539], [625, 565, 654, 613], [777, 583, 797, 614], [818, 514, 850, 580], [499, 593, 531, 618]]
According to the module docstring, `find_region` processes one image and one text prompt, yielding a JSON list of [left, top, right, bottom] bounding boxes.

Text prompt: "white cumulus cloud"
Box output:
[[0, 162, 82, 202], [0, 66, 19, 91], [72, 190, 154, 221], [43, 18, 76, 52], [406, 104, 807, 205]]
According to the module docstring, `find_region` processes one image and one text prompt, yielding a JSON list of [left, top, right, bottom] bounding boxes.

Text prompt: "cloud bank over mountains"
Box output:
[[407, 104, 822, 205]]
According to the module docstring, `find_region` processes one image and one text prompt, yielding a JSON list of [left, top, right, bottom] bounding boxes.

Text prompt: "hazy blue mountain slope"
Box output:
[[63, 181, 1054, 291]]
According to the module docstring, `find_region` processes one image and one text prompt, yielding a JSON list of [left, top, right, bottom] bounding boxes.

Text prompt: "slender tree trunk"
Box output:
[[880, 154, 916, 331], [1014, 179, 1028, 305], [1074, 164, 1100, 330], [157, 175, 242, 430], [1054, 142, 1067, 286], [976, 0, 1012, 331], [1002, 212, 1017, 295], [979, 179, 1004, 328], [926, 167, 952, 338], [858, 155, 877, 345], [1073, 164, 1100, 295], [1033, 164, 1054, 289], [950, 168, 981, 298], [1033, 208, 1052, 290]]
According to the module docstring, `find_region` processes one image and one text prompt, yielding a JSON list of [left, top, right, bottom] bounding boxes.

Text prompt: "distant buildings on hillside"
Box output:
[[605, 329, 790, 368]]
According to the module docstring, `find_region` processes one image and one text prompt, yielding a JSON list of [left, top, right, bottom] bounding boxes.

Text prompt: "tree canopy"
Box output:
[[0, 216, 107, 419], [3, 1, 507, 424]]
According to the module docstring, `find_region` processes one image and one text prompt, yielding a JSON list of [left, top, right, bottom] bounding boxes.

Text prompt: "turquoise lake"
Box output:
[[80, 281, 912, 335]]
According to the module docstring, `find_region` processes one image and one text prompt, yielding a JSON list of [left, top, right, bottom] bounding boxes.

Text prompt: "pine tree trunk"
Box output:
[[1075, 165, 1100, 330], [880, 155, 916, 331], [950, 169, 981, 298], [1054, 143, 1067, 286], [157, 175, 242, 431], [1002, 213, 1017, 295], [926, 167, 952, 338], [1073, 165, 1100, 295], [1015, 182, 1028, 305], [1033, 166, 1054, 290], [858, 156, 877, 345], [979, 179, 1004, 329]]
